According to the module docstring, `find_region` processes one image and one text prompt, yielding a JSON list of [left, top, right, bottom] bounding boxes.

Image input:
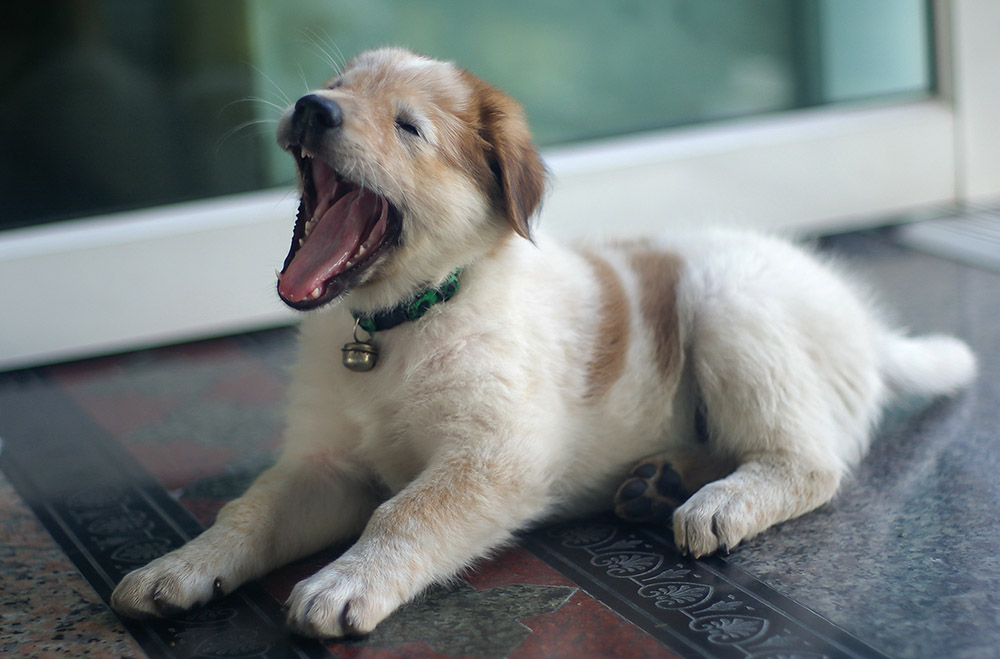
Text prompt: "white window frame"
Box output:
[[2, 0, 997, 371]]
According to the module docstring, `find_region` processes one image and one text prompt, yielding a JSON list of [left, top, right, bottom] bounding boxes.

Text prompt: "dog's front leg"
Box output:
[[285, 451, 545, 638], [111, 455, 379, 619]]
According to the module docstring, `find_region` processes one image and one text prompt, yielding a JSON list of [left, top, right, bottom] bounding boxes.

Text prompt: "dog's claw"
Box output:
[[213, 577, 226, 599], [152, 589, 186, 618]]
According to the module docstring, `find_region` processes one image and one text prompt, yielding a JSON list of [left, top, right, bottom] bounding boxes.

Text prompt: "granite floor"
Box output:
[[0, 220, 997, 658]]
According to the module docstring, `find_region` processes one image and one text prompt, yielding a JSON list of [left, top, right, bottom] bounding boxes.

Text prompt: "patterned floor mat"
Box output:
[[0, 333, 886, 658]]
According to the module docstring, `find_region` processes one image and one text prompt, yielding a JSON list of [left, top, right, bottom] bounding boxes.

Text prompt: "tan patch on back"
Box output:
[[580, 251, 631, 399], [628, 249, 685, 383]]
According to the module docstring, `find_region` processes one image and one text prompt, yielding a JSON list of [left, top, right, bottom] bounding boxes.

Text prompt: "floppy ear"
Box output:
[[470, 77, 547, 241]]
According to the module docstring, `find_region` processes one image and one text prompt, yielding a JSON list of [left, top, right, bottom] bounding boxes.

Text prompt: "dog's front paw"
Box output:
[[672, 482, 759, 558], [111, 552, 224, 620], [285, 561, 399, 639]]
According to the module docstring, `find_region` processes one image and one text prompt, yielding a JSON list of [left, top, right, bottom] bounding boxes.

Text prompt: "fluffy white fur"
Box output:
[[112, 48, 977, 638]]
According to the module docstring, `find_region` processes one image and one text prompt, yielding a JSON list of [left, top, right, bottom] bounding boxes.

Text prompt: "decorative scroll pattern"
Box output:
[[0, 378, 327, 659], [524, 520, 886, 659], [53, 482, 315, 658]]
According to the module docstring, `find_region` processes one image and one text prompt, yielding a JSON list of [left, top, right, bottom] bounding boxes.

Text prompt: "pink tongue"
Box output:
[[278, 188, 385, 302]]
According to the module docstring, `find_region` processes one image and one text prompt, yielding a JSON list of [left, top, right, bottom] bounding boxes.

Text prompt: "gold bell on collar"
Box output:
[[342, 319, 379, 372], [342, 341, 378, 371]]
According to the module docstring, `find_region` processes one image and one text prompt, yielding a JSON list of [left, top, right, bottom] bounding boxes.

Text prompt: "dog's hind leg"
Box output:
[[614, 436, 842, 558], [111, 454, 380, 619], [664, 332, 850, 558], [671, 450, 842, 557], [662, 260, 868, 557]]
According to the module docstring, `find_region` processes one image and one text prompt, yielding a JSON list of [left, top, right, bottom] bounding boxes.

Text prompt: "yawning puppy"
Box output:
[[111, 48, 977, 638]]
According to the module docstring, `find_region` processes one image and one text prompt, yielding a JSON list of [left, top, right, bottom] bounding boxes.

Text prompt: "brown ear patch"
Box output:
[[580, 251, 631, 399], [628, 249, 685, 384], [463, 72, 547, 240]]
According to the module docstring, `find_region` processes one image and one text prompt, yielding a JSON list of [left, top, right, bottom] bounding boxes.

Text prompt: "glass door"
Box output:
[[2, 0, 996, 369]]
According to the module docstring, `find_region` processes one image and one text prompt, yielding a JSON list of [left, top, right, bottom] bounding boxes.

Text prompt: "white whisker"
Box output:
[[301, 28, 347, 74], [223, 96, 287, 117], [296, 62, 311, 93], [248, 64, 294, 108], [215, 117, 279, 154]]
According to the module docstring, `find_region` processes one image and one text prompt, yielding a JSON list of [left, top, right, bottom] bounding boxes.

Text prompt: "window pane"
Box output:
[[0, 0, 933, 230]]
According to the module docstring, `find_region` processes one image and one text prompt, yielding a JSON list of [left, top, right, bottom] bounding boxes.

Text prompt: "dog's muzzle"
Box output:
[[276, 94, 402, 311]]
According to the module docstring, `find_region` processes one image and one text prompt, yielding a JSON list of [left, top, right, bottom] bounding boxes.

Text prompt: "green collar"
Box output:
[[352, 269, 463, 333]]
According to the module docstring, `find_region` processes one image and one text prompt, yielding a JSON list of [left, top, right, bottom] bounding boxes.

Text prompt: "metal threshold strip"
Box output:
[[897, 206, 1000, 272]]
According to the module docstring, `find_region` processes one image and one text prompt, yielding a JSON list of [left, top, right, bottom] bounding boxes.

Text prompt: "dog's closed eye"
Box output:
[[395, 116, 422, 138]]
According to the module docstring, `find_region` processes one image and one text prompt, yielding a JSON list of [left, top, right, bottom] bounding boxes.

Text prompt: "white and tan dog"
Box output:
[[112, 48, 977, 638]]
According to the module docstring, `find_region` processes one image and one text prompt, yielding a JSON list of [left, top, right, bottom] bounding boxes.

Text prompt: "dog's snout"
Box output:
[[293, 94, 343, 137]]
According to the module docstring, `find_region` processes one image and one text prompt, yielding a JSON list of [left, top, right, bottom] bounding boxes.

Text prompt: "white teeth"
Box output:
[[345, 260, 355, 269], [310, 287, 322, 299], [275, 269, 283, 281], [357, 245, 366, 257], [300, 147, 314, 159], [298, 238, 304, 247]]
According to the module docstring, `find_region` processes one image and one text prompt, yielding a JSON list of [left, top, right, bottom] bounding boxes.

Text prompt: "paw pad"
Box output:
[[614, 457, 689, 524]]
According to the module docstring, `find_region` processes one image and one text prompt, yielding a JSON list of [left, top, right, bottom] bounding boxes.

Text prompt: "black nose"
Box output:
[[292, 94, 343, 138]]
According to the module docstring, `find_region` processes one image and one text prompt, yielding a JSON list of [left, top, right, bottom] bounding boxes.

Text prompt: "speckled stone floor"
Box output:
[[1, 221, 996, 658]]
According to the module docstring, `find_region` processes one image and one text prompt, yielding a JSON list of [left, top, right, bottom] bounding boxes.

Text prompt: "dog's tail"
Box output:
[[879, 332, 977, 400]]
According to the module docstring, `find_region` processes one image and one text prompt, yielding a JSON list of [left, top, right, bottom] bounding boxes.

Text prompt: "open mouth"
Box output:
[[277, 147, 401, 310]]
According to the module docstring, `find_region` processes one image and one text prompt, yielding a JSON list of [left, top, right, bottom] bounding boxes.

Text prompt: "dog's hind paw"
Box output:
[[672, 481, 753, 558], [613, 455, 689, 524]]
